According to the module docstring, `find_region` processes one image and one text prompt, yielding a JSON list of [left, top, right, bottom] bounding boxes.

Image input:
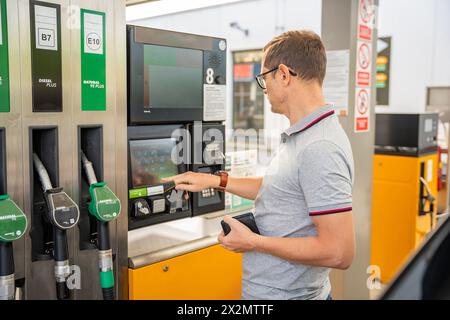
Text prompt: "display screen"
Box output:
[[129, 138, 179, 188], [143, 44, 203, 109]]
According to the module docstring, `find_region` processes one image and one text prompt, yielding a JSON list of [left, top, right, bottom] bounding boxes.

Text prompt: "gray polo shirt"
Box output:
[[242, 105, 354, 300]]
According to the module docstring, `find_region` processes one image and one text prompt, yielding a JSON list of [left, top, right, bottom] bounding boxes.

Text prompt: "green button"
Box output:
[[129, 188, 147, 199]]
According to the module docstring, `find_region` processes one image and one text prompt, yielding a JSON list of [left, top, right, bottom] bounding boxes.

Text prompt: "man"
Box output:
[[164, 30, 355, 300]]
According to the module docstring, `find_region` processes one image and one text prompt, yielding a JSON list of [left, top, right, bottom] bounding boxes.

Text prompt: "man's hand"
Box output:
[[218, 215, 260, 253], [162, 171, 220, 192]]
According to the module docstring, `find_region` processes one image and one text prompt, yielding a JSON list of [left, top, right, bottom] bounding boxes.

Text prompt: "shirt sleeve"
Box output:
[[298, 140, 353, 216]]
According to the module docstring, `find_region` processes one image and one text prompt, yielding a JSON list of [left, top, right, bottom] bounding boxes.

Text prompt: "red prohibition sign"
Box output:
[[358, 43, 371, 70], [360, 0, 374, 24], [357, 89, 369, 115]]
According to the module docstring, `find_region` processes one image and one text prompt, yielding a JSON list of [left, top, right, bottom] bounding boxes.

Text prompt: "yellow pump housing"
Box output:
[[129, 244, 242, 300], [371, 153, 438, 283]]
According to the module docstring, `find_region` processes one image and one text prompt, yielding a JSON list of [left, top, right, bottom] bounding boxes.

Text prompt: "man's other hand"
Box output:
[[218, 215, 260, 253]]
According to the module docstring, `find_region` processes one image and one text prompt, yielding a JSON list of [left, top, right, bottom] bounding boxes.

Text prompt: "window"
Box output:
[[232, 50, 264, 130]]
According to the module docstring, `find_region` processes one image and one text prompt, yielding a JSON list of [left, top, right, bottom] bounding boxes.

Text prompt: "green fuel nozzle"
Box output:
[[81, 151, 121, 300], [0, 194, 27, 300]]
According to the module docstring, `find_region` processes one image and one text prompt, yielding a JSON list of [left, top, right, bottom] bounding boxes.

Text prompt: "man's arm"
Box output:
[[223, 176, 263, 200], [218, 211, 355, 270], [162, 172, 263, 200]]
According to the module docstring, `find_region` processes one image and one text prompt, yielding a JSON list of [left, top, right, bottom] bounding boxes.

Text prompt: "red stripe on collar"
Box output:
[[294, 110, 335, 134]]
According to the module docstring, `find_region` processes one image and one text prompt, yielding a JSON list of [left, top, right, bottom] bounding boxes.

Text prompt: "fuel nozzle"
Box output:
[[33, 153, 79, 300], [0, 195, 27, 300], [81, 150, 121, 300], [420, 177, 436, 230]]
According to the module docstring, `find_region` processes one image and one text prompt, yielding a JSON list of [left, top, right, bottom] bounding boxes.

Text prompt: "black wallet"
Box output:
[[221, 212, 260, 236]]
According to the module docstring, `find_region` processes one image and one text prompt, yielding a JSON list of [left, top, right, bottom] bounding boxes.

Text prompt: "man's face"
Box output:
[[261, 57, 285, 115]]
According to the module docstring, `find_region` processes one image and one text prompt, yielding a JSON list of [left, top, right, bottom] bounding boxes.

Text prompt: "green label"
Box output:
[[129, 188, 147, 199], [376, 64, 386, 72], [89, 184, 121, 222], [81, 9, 106, 111], [0, 0, 10, 113], [0, 197, 28, 242]]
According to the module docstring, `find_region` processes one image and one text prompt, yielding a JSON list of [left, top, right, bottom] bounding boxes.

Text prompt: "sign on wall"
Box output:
[[30, 1, 63, 112], [81, 9, 106, 111], [323, 49, 350, 114], [376, 37, 391, 106], [354, 0, 376, 133]]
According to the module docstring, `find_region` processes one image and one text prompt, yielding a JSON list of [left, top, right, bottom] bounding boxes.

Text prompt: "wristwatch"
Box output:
[[214, 171, 229, 191]]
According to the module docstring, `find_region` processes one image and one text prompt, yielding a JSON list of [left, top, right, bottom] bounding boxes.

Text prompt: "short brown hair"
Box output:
[[263, 30, 327, 85]]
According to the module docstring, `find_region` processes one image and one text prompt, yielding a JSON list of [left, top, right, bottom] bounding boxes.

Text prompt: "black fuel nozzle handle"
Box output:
[[53, 227, 68, 262], [0, 241, 15, 300], [0, 241, 14, 277], [97, 220, 110, 251], [53, 227, 71, 300]]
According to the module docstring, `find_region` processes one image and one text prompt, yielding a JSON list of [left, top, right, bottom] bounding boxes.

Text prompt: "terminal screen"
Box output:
[[129, 138, 179, 188], [143, 44, 203, 109]]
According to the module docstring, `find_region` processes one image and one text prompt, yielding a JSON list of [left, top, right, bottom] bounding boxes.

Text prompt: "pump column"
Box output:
[[321, 0, 378, 299], [0, 0, 28, 300]]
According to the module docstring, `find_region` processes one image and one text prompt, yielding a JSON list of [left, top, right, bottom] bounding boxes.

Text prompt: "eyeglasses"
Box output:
[[255, 66, 298, 89]]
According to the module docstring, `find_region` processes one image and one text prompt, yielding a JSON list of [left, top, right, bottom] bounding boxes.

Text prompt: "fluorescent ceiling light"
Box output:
[[126, 0, 246, 22]]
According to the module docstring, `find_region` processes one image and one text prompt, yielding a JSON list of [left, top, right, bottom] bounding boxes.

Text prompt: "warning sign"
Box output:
[[354, 87, 370, 132], [356, 41, 372, 87], [357, 0, 376, 41], [354, 0, 376, 134]]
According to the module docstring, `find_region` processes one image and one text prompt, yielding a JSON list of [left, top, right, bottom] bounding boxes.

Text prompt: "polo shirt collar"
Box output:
[[283, 105, 336, 137]]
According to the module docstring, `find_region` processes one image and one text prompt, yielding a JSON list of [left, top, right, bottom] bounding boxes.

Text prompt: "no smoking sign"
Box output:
[[356, 41, 372, 87], [356, 88, 369, 115], [354, 87, 371, 132], [358, 43, 370, 70]]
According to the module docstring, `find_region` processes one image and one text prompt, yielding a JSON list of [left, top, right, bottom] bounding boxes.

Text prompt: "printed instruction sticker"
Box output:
[[323, 50, 350, 113], [83, 12, 103, 55], [35, 4, 58, 51], [204, 84, 226, 121]]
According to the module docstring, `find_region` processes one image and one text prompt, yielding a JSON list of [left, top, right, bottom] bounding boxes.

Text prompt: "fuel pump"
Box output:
[[0, 195, 27, 300], [80, 151, 121, 300], [32, 153, 79, 300]]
